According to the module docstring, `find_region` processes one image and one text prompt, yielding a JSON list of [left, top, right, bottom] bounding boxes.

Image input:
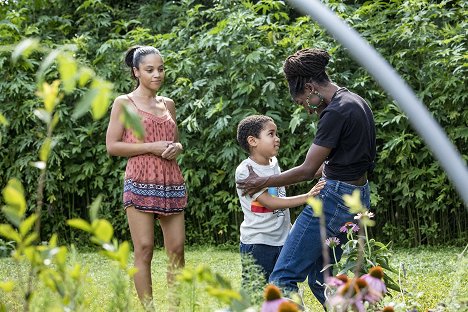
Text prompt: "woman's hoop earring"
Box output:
[[306, 90, 325, 110]]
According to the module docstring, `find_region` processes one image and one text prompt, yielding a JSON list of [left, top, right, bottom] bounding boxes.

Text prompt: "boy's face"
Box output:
[[249, 121, 280, 158]]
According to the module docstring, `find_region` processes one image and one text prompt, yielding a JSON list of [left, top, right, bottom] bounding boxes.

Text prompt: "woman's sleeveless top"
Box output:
[[121, 95, 187, 215]]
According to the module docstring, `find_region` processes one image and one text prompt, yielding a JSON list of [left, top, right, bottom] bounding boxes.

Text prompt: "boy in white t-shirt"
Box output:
[[235, 115, 325, 285]]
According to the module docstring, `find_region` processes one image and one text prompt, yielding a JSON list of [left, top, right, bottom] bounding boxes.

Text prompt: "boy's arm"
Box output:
[[255, 179, 326, 210]]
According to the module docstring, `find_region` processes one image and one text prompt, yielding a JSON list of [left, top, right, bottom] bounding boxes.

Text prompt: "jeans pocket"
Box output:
[[327, 203, 353, 235]]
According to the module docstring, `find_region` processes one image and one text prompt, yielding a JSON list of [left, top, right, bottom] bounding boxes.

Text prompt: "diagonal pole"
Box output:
[[287, 0, 468, 208]]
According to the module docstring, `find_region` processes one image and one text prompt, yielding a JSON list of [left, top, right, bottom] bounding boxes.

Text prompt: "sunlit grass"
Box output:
[[0, 246, 466, 311]]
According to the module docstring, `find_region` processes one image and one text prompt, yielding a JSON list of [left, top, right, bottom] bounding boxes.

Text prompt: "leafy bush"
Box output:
[[0, 0, 466, 247]]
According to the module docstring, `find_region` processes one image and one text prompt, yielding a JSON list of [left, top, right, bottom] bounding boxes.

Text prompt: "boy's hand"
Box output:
[[307, 179, 326, 197], [237, 165, 269, 196]]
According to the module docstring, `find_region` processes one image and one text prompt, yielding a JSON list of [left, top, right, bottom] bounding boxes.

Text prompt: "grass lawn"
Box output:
[[0, 245, 466, 311]]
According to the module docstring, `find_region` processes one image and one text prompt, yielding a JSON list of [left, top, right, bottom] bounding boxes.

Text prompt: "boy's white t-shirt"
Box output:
[[235, 156, 291, 246]]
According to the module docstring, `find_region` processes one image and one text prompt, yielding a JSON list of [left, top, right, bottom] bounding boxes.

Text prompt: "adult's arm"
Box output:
[[105, 96, 171, 157], [161, 98, 183, 160], [237, 144, 331, 195]]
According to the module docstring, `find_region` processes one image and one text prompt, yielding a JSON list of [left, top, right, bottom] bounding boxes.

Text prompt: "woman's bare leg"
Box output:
[[159, 212, 185, 309], [126, 207, 155, 307]]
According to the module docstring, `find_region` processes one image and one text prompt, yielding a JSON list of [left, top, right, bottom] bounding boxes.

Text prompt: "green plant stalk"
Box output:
[[331, 246, 338, 268], [364, 224, 371, 257], [24, 118, 54, 312], [343, 225, 366, 302], [319, 213, 330, 282]]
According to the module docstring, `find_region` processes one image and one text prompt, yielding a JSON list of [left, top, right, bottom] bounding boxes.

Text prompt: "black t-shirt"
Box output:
[[313, 88, 376, 181]]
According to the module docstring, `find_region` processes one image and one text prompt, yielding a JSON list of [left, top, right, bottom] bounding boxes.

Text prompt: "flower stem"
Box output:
[[364, 225, 371, 257], [319, 214, 330, 282]]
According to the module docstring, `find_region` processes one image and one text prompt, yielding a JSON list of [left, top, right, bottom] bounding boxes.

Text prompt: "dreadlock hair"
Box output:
[[283, 48, 331, 98], [237, 115, 274, 153], [124, 45, 162, 88]]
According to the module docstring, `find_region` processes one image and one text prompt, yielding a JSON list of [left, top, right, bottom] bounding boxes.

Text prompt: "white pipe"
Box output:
[[287, 0, 468, 207]]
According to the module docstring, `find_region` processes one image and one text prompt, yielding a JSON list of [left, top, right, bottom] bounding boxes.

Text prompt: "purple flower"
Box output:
[[326, 275, 385, 311], [339, 222, 360, 233], [362, 266, 387, 303], [325, 237, 341, 248], [325, 274, 348, 287], [261, 298, 288, 312]]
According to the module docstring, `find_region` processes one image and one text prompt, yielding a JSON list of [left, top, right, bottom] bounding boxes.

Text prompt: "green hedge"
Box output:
[[0, 0, 466, 246]]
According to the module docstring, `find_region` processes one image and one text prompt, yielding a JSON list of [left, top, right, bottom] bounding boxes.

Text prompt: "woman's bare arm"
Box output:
[[105, 96, 171, 157], [161, 98, 183, 160]]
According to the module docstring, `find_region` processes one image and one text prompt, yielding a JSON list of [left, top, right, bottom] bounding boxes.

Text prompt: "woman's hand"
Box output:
[[307, 179, 326, 197], [161, 142, 183, 160], [147, 141, 173, 156], [236, 165, 269, 196]]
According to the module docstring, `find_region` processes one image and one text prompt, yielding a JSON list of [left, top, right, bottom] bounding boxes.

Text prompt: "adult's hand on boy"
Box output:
[[237, 165, 269, 196]]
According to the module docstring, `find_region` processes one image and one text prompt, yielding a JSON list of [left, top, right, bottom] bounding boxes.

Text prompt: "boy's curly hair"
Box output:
[[237, 115, 274, 153]]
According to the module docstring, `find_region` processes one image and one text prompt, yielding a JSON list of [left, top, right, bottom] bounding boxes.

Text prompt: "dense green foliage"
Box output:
[[0, 0, 466, 246]]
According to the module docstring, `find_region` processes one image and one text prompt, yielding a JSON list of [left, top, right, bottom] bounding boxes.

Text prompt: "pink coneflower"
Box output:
[[362, 266, 387, 302], [326, 274, 348, 287], [328, 277, 368, 312], [261, 284, 288, 312], [339, 222, 360, 233], [277, 301, 300, 312], [325, 237, 340, 248]]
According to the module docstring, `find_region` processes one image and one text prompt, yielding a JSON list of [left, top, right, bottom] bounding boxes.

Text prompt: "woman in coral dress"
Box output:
[[106, 45, 187, 308]]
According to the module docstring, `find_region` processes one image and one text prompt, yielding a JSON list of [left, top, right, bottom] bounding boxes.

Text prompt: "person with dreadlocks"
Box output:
[[237, 48, 376, 306]]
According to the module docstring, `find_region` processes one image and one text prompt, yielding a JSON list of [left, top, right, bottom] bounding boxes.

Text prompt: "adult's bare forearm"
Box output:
[[266, 165, 316, 187], [314, 163, 324, 178], [107, 142, 153, 157]]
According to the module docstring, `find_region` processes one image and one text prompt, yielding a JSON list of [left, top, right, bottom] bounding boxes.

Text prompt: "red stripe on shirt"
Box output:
[[251, 201, 271, 213]]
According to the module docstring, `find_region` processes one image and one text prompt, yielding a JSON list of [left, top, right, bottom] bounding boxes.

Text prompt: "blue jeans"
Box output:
[[268, 179, 370, 305], [240, 243, 283, 285]]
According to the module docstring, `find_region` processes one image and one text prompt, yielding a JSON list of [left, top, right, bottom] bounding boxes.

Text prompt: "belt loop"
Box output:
[[334, 181, 340, 192]]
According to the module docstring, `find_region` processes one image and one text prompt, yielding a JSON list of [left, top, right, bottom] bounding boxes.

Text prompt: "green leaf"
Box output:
[[1, 206, 22, 227], [50, 113, 59, 131], [0, 112, 9, 126], [117, 241, 130, 268], [55, 246, 68, 265], [0, 224, 21, 243], [12, 38, 40, 63], [0, 281, 15, 292], [120, 104, 145, 140], [89, 194, 103, 222], [67, 219, 93, 233], [22, 232, 38, 247], [2, 178, 27, 216], [36, 49, 61, 83], [19, 214, 38, 237], [57, 52, 77, 94], [39, 138, 52, 162], [92, 219, 113, 243], [78, 67, 95, 87], [38, 80, 61, 113], [90, 79, 113, 120], [73, 88, 99, 119], [49, 234, 58, 248]]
